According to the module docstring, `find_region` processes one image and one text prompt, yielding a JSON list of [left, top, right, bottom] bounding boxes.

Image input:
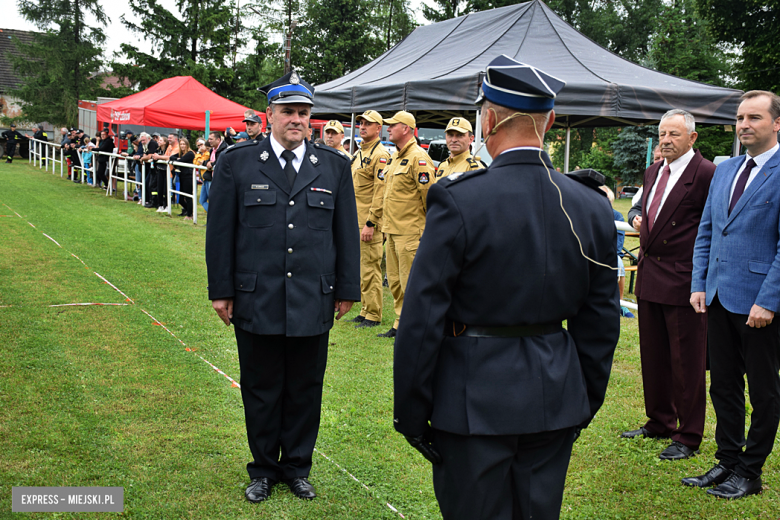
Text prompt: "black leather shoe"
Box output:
[[245, 477, 276, 503], [348, 315, 366, 323], [706, 473, 762, 499], [377, 327, 397, 338], [356, 319, 381, 328], [621, 426, 668, 439], [285, 477, 316, 500], [659, 441, 698, 460], [682, 464, 733, 488]]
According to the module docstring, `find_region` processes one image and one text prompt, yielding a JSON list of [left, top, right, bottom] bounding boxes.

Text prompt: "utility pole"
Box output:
[[284, 20, 298, 74]]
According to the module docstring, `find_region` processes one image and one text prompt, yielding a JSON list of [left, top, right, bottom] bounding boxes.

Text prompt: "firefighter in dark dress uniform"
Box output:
[[3, 124, 25, 163], [393, 55, 620, 520], [206, 70, 360, 504]]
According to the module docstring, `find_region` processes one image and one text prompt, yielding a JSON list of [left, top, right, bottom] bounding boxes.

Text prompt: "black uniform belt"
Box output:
[[446, 321, 563, 338]]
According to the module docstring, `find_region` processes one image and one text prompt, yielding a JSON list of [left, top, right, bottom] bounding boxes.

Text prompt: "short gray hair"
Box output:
[[661, 109, 695, 134]]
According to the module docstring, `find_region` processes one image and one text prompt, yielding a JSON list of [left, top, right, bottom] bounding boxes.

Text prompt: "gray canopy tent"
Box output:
[[312, 0, 743, 170]]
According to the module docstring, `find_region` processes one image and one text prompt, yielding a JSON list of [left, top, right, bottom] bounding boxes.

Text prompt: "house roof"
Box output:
[[0, 28, 38, 93]]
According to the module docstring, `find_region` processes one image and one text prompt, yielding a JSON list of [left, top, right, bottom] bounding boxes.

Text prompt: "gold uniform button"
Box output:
[[663, 240, 667, 244], [657, 257, 661, 261], [288, 248, 293, 253], [320, 201, 324, 206], [287, 272, 292, 278]]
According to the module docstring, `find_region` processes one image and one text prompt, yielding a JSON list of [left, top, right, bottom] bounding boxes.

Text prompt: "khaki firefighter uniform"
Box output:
[[352, 137, 391, 322], [433, 152, 486, 183], [382, 138, 436, 329]]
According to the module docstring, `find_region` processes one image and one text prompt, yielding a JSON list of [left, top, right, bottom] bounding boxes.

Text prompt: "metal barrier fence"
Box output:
[[26, 138, 203, 224]]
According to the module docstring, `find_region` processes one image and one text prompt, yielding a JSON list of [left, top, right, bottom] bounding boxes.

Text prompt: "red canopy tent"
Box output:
[[96, 76, 265, 132]]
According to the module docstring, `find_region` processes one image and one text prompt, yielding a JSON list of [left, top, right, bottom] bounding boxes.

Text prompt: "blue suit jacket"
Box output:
[[691, 148, 780, 314]]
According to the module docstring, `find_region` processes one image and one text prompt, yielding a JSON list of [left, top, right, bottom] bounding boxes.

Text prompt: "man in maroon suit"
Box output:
[[622, 109, 716, 459]]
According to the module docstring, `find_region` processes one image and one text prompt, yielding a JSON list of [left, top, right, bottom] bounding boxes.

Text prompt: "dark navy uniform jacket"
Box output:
[[206, 137, 361, 337], [393, 149, 620, 437]]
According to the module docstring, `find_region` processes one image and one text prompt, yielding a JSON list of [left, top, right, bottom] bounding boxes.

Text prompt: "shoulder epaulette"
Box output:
[[441, 167, 488, 186], [225, 140, 259, 154], [313, 142, 349, 162]]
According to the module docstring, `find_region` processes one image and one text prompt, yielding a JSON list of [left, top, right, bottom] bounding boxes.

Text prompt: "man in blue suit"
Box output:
[[688, 90, 780, 499]]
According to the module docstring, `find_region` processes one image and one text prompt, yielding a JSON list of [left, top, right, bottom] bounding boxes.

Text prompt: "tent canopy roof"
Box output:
[[312, 0, 742, 128], [97, 76, 263, 132]]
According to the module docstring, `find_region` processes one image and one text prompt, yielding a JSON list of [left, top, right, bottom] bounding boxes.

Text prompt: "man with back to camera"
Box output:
[[393, 55, 619, 520], [205, 69, 360, 504], [432, 117, 486, 183], [687, 90, 780, 499], [621, 109, 715, 461], [349, 110, 392, 329], [377, 110, 436, 338]]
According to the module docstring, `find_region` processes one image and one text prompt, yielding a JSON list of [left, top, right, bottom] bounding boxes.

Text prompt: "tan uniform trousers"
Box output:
[[386, 233, 420, 329], [359, 230, 384, 321]]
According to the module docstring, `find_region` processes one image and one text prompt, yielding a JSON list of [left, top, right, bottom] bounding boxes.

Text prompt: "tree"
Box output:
[[374, 0, 417, 51], [294, 0, 386, 86], [648, 0, 727, 86], [113, 0, 243, 98], [610, 125, 657, 186], [422, 0, 473, 22], [696, 0, 780, 92], [13, 0, 108, 126]]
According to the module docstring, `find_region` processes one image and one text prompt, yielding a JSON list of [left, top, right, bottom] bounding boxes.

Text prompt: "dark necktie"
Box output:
[[729, 158, 757, 215], [647, 165, 671, 232], [281, 149, 297, 188]]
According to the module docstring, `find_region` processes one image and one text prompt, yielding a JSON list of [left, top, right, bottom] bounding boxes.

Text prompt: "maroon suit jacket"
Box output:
[[635, 149, 715, 306]]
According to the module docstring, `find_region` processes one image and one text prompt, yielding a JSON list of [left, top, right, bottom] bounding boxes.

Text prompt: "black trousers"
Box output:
[[156, 167, 168, 208], [179, 171, 193, 216], [6, 142, 17, 161], [709, 295, 780, 479], [145, 167, 155, 202], [234, 327, 329, 481], [432, 427, 575, 520], [96, 160, 109, 187]]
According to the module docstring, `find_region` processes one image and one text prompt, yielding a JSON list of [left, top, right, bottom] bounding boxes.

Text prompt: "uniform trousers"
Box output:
[[235, 327, 329, 481], [386, 233, 420, 329], [6, 142, 17, 162], [432, 427, 576, 520], [358, 230, 384, 321], [637, 298, 707, 448], [708, 295, 780, 479]]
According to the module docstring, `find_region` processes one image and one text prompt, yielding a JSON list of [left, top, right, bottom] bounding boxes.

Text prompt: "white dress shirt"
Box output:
[[269, 134, 305, 173], [646, 147, 695, 224], [729, 143, 780, 202]]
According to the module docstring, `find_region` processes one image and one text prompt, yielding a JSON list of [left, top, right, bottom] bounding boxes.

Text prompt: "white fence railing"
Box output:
[[27, 138, 203, 224]]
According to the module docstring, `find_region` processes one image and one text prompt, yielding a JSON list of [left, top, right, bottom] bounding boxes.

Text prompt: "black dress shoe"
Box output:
[[356, 319, 380, 328], [245, 477, 276, 503], [621, 426, 668, 439], [348, 315, 366, 323], [706, 473, 762, 499], [377, 327, 397, 338], [682, 464, 733, 488], [659, 440, 698, 460], [285, 477, 316, 500], [143, 202, 155, 208]]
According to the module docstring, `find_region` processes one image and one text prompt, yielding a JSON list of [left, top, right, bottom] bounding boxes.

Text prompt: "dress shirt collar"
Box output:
[[662, 147, 695, 177], [269, 134, 306, 165], [500, 146, 543, 155], [746, 143, 779, 171]]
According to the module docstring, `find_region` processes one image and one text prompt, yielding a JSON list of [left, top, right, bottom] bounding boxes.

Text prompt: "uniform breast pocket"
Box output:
[[243, 190, 276, 228], [307, 191, 334, 230]]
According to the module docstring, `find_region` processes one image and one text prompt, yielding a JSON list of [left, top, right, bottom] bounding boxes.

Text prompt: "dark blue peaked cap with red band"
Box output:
[[476, 55, 566, 111], [259, 70, 314, 106]]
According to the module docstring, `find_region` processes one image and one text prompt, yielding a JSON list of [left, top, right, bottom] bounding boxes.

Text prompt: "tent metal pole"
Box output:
[[474, 108, 482, 154], [350, 113, 356, 154], [733, 132, 740, 157], [205, 110, 211, 141], [564, 126, 571, 173]]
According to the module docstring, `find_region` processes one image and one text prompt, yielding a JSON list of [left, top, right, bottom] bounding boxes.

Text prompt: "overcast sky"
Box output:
[[5, 0, 426, 63]]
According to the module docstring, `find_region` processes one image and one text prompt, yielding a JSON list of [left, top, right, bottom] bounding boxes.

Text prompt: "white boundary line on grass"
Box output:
[[2, 198, 409, 520]]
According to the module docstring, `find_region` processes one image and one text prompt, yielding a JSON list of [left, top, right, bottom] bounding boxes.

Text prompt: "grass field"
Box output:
[[1, 161, 779, 519]]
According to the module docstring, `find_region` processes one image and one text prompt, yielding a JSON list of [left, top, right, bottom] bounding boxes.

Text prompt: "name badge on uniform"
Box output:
[[251, 184, 269, 190], [363, 157, 371, 166], [400, 159, 408, 166]]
